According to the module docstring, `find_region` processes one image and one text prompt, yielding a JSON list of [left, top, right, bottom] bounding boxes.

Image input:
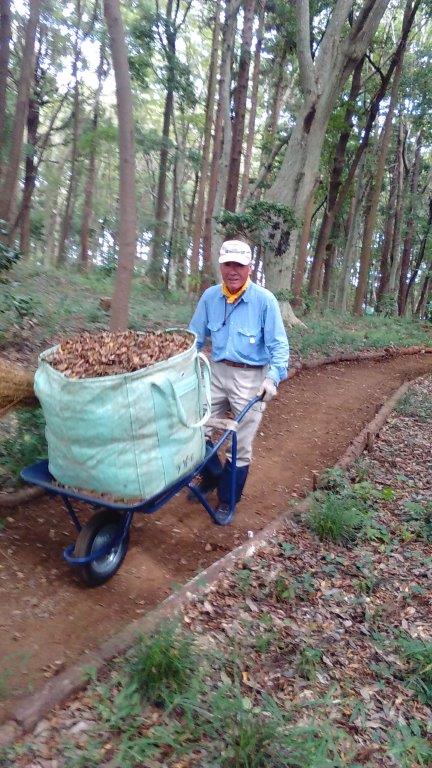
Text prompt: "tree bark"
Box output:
[[240, 0, 265, 203], [414, 272, 431, 318], [308, 57, 364, 297], [104, 0, 137, 331], [203, 0, 240, 280], [80, 41, 106, 271], [335, 160, 367, 312], [376, 132, 401, 308], [292, 180, 318, 308], [56, 1, 82, 265], [386, 122, 406, 302], [19, 91, 39, 258], [224, 0, 256, 212], [265, 0, 406, 296], [189, 0, 221, 277], [398, 130, 421, 315], [0, 0, 11, 174], [149, 0, 175, 280], [353, 23, 407, 315], [405, 196, 432, 307], [0, 0, 41, 229]]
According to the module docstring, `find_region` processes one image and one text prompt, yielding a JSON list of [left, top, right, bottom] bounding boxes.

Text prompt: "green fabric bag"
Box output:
[[34, 330, 211, 499]]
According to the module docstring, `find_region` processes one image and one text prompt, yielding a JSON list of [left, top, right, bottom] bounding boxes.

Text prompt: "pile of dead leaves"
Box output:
[[46, 330, 192, 378]]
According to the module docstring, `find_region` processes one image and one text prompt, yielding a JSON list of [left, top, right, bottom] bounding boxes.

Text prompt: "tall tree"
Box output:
[[190, 0, 221, 278], [104, 0, 137, 330], [80, 39, 107, 271], [263, 0, 392, 294], [353, 4, 413, 314], [224, 0, 256, 212], [203, 0, 240, 278], [0, 0, 11, 173], [0, 0, 41, 230], [148, 0, 193, 280]]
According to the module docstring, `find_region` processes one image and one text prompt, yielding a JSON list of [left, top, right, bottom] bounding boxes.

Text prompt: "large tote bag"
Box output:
[[34, 330, 211, 499]]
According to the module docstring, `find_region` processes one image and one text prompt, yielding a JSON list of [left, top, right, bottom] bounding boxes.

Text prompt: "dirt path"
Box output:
[[1, 352, 431, 721]]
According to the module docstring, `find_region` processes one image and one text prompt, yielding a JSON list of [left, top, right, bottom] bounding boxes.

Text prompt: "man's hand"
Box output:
[[257, 377, 277, 402]]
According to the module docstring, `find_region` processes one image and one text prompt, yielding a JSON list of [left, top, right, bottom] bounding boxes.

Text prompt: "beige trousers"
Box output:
[[206, 361, 266, 467]]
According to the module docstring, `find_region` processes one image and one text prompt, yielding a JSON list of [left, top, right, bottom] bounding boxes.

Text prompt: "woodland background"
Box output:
[[0, 0, 431, 330]]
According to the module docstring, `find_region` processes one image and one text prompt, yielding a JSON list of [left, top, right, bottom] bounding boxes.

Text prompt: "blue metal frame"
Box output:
[[20, 394, 262, 569]]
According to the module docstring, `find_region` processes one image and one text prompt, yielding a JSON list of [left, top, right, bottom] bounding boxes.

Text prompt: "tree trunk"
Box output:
[[414, 272, 431, 318], [149, 0, 175, 280], [353, 3, 411, 316], [203, 0, 240, 280], [57, 1, 82, 265], [335, 160, 367, 312], [0, 0, 41, 229], [19, 92, 39, 258], [189, 0, 221, 277], [376, 139, 400, 308], [240, 0, 265, 203], [104, 0, 137, 331], [398, 130, 421, 315], [224, 0, 256, 212], [387, 122, 406, 301], [405, 197, 432, 306], [0, 0, 11, 175], [308, 57, 364, 297], [80, 41, 106, 271], [292, 180, 318, 308], [265, 0, 391, 295]]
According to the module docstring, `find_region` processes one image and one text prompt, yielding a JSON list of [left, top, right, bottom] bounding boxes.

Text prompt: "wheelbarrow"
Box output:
[[20, 395, 262, 586]]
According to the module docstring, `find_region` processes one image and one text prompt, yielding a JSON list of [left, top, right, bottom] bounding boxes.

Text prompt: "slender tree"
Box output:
[[0, 0, 41, 230], [104, 0, 137, 330], [224, 0, 256, 212], [0, 0, 11, 174]]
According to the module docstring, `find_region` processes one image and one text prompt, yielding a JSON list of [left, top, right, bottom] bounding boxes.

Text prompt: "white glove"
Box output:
[[257, 377, 277, 402]]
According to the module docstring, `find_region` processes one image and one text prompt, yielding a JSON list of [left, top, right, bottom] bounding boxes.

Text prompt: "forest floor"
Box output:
[[0, 351, 431, 730], [2, 361, 432, 766]]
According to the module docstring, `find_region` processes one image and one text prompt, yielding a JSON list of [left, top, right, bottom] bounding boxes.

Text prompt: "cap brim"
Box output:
[[218, 253, 251, 266]]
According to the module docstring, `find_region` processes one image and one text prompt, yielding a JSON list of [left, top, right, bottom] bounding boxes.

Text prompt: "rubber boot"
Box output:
[[212, 461, 249, 525], [217, 460, 249, 504], [188, 440, 223, 500]]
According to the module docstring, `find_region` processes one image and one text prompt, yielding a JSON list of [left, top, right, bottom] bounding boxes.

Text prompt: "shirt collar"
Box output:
[[219, 280, 252, 303]]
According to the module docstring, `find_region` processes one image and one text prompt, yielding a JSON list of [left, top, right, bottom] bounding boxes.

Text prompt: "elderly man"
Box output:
[[188, 239, 289, 522]]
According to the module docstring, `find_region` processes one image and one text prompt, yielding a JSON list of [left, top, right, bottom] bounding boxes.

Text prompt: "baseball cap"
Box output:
[[219, 240, 252, 266]]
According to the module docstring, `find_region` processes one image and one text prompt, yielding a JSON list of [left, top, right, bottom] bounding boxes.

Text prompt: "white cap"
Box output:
[[219, 239, 252, 265]]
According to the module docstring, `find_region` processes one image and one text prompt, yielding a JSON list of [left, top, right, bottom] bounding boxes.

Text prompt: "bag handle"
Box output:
[[153, 353, 212, 430]]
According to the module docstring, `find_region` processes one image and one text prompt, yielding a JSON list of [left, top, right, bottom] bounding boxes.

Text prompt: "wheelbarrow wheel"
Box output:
[[73, 510, 129, 586]]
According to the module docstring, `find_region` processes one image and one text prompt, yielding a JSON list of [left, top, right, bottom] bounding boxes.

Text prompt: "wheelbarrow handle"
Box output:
[[235, 393, 264, 425]]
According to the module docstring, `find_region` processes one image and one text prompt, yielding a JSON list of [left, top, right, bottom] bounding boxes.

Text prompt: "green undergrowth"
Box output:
[[1, 263, 430, 357], [0, 407, 47, 490], [57, 623, 361, 768], [307, 467, 393, 545], [289, 312, 431, 360]]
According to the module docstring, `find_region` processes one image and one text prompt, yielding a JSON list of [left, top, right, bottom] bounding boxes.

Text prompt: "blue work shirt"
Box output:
[[188, 281, 289, 386]]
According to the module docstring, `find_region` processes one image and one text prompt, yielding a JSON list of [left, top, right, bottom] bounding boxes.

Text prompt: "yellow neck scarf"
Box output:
[[222, 277, 251, 304]]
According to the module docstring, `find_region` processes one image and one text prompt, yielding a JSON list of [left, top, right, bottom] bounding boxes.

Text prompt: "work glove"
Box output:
[[257, 377, 277, 402]]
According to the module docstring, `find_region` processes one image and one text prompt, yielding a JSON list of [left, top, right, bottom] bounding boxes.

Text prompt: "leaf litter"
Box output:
[[3, 376, 431, 767]]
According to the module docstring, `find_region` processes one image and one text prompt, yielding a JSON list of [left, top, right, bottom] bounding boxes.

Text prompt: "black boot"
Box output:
[[212, 461, 249, 525], [188, 440, 223, 501]]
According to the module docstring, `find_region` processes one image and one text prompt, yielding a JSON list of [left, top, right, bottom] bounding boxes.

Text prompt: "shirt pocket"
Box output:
[[235, 326, 261, 357], [208, 321, 228, 356]]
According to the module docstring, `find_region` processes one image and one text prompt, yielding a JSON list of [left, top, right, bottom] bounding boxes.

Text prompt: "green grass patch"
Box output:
[[395, 388, 432, 422], [126, 622, 199, 707], [398, 634, 432, 705], [0, 407, 47, 490]]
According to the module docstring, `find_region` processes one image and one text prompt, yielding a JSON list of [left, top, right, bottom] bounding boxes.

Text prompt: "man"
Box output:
[[188, 238, 289, 522]]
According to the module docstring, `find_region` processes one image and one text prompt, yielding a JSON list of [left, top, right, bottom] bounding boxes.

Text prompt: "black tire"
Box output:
[[73, 510, 129, 586]]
